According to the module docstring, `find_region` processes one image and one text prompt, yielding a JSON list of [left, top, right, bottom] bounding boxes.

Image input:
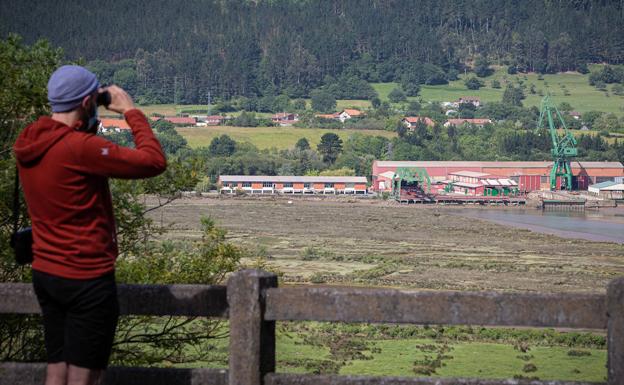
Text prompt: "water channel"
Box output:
[[448, 207, 624, 244]]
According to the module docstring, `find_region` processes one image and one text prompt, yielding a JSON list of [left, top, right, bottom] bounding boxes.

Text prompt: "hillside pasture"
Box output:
[[373, 66, 624, 116], [176, 126, 396, 150]]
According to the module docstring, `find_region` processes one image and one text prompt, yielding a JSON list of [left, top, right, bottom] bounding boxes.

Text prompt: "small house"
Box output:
[[402, 116, 435, 130], [457, 96, 481, 107], [444, 118, 492, 128]]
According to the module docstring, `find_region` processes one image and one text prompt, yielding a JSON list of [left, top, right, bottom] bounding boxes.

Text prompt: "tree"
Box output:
[[612, 84, 624, 96], [558, 102, 574, 112], [400, 73, 421, 97], [292, 98, 307, 110], [0, 34, 62, 362], [209, 134, 237, 156], [474, 56, 493, 77], [502, 84, 525, 107], [295, 137, 310, 151], [464, 77, 484, 90], [388, 87, 407, 103], [491, 79, 501, 89], [406, 101, 421, 116], [396, 120, 408, 138], [370, 96, 381, 109], [310, 89, 336, 113], [317, 133, 343, 164]]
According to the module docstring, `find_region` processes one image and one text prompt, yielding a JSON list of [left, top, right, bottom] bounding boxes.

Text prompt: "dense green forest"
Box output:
[[2, 0, 624, 103]]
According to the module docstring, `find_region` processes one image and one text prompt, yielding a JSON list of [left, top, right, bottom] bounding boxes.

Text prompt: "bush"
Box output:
[[522, 363, 538, 373], [311, 89, 336, 113], [388, 87, 407, 103], [567, 349, 591, 357], [464, 77, 484, 90]]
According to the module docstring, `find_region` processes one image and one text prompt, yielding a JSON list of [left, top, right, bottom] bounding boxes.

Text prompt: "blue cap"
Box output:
[[47, 65, 100, 112]]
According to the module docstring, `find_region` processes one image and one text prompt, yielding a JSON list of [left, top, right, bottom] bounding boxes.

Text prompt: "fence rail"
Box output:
[[0, 270, 622, 385]]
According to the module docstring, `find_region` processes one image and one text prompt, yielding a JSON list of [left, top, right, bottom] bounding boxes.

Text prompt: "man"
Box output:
[[13, 65, 167, 385]]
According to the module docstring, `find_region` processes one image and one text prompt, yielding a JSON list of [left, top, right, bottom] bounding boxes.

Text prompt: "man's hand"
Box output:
[[104, 85, 135, 114]]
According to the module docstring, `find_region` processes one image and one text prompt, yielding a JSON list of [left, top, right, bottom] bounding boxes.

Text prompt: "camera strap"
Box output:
[[12, 165, 20, 236]]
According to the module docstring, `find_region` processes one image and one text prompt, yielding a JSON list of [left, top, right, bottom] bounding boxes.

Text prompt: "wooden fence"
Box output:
[[0, 270, 622, 385]]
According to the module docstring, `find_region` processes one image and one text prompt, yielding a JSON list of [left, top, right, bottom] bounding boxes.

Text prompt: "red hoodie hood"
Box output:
[[14, 116, 75, 167]]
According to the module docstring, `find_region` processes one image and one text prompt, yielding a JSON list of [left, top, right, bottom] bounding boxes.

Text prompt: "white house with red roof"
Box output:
[[338, 109, 365, 123], [271, 113, 300, 126], [444, 118, 492, 128], [402, 116, 435, 130], [99, 118, 130, 132]]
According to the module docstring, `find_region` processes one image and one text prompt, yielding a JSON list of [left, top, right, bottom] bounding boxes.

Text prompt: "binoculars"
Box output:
[[96, 90, 111, 107]]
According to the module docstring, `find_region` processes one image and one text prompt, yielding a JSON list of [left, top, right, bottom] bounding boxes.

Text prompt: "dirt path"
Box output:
[[147, 197, 624, 293]]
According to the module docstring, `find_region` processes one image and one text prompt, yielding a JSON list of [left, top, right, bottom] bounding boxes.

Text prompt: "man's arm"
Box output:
[[70, 85, 167, 179], [74, 109, 167, 179]]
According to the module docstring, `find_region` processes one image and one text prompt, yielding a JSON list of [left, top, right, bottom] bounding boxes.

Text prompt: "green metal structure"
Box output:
[[537, 95, 578, 190], [391, 167, 432, 199]]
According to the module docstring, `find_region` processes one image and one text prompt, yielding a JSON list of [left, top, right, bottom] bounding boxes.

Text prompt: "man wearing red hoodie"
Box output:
[[14, 65, 167, 385]]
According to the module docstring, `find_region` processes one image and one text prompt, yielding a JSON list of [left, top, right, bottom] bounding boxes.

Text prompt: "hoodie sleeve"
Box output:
[[72, 109, 167, 179]]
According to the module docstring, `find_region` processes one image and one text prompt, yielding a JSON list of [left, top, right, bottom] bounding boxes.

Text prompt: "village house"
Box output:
[[444, 118, 492, 128], [99, 118, 130, 132], [204, 115, 225, 126], [402, 116, 435, 130], [569, 111, 582, 120], [457, 96, 481, 107], [338, 109, 364, 123], [315, 112, 341, 120], [271, 113, 300, 126]]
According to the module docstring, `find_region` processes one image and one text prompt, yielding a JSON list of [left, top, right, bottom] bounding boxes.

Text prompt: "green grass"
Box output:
[[372, 65, 624, 116], [341, 339, 605, 382], [145, 320, 606, 382], [177, 126, 396, 150]]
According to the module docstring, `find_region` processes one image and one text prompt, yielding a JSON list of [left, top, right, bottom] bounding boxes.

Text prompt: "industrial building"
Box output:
[[588, 181, 624, 199], [218, 175, 368, 195], [372, 160, 624, 193]]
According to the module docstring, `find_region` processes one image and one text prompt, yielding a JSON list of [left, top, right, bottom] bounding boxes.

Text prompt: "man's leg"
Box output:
[[65, 273, 118, 384], [45, 362, 67, 385], [67, 365, 104, 385], [32, 271, 69, 385]]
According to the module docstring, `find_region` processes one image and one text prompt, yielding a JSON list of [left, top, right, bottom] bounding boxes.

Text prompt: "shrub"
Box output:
[[522, 363, 538, 373], [567, 349, 592, 357], [464, 77, 484, 90]]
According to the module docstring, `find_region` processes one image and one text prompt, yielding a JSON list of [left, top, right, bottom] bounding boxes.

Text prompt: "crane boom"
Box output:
[[537, 95, 577, 190]]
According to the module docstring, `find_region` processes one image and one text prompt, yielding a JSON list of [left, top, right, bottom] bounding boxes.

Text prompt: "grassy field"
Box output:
[[150, 199, 624, 293], [373, 66, 624, 116], [145, 197, 622, 381], [177, 126, 395, 150], [160, 320, 606, 382]]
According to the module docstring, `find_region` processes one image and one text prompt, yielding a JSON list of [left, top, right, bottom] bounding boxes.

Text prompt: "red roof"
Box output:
[[163, 117, 196, 125], [206, 115, 224, 120], [100, 118, 130, 130], [403, 116, 435, 126], [342, 109, 364, 117], [446, 118, 492, 126], [316, 113, 340, 119]]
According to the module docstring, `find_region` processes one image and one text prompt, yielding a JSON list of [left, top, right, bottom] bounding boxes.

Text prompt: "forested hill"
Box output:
[[3, 0, 624, 103]]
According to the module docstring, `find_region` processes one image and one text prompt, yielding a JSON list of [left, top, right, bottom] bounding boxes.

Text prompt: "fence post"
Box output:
[[608, 277, 624, 385], [228, 269, 277, 385]]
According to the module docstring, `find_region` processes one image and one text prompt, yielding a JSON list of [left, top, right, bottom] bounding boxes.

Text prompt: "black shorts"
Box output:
[[32, 270, 119, 370]]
